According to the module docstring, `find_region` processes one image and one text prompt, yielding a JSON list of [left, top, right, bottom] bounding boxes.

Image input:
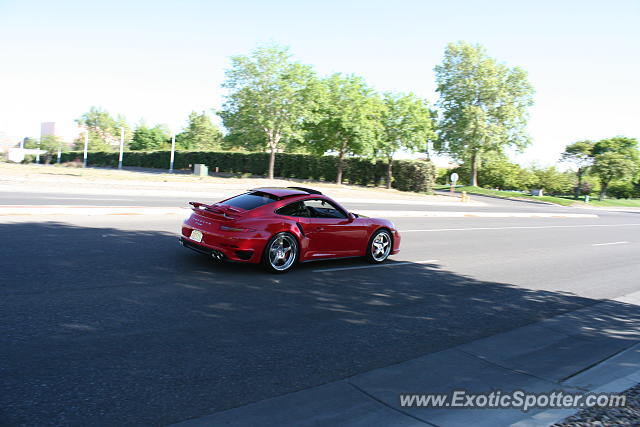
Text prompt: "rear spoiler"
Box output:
[[189, 202, 241, 220]]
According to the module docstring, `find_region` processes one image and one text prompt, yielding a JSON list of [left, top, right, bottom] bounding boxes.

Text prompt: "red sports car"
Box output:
[[179, 187, 401, 273]]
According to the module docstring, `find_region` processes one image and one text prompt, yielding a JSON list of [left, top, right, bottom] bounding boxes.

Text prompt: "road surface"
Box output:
[[1, 190, 639, 426]]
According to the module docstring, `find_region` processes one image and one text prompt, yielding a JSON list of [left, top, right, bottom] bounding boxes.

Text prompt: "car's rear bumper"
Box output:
[[179, 236, 259, 263]]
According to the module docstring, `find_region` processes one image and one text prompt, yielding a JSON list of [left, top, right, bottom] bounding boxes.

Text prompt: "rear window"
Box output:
[[219, 191, 279, 210]]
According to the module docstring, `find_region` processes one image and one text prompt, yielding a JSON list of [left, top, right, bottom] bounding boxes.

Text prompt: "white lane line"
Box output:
[[313, 259, 439, 273], [592, 241, 630, 246], [356, 210, 598, 218], [40, 197, 136, 201], [401, 223, 640, 233]]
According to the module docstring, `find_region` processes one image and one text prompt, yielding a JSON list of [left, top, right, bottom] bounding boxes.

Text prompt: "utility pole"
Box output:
[[118, 127, 125, 169]]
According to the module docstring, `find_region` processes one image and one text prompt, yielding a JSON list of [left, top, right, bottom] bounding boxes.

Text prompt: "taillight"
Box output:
[[220, 225, 255, 232]]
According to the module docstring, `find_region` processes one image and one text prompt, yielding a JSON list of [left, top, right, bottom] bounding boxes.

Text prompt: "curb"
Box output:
[[170, 292, 640, 427], [434, 190, 574, 207]]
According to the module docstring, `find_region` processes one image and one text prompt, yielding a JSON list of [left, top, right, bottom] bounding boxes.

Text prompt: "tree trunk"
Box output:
[[266, 131, 281, 180], [336, 141, 347, 185], [336, 150, 344, 185], [469, 151, 479, 187], [575, 169, 584, 199], [599, 182, 608, 201], [267, 146, 276, 179], [386, 158, 393, 189]]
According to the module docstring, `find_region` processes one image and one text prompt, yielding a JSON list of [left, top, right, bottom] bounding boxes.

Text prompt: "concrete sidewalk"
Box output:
[[171, 293, 640, 427]]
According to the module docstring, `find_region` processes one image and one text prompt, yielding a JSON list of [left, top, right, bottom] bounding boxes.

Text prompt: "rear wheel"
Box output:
[[262, 232, 298, 273], [366, 229, 392, 263]]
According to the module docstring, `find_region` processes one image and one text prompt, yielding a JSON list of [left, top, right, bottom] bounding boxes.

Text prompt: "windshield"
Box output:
[[218, 191, 280, 211]]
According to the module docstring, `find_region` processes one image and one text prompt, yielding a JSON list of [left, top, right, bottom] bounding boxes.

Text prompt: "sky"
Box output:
[[0, 0, 638, 166]]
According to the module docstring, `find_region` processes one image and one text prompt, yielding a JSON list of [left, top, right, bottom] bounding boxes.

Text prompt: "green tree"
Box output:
[[376, 93, 436, 188], [434, 41, 534, 186], [591, 136, 639, 200], [560, 140, 595, 198], [24, 135, 67, 163], [479, 155, 532, 190], [592, 152, 638, 200], [592, 136, 639, 158], [306, 74, 385, 184], [74, 107, 129, 151], [130, 123, 170, 150], [529, 165, 574, 195], [219, 44, 319, 179], [176, 111, 224, 150]]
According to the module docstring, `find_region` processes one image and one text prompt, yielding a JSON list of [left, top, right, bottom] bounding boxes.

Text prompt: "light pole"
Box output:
[[35, 139, 40, 164], [83, 131, 89, 167], [118, 127, 125, 169], [169, 133, 176, 173]]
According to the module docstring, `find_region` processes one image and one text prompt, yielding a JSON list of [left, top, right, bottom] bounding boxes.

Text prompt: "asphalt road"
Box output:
[[0, 189, 583, 213], [1, 196, 639, 426]]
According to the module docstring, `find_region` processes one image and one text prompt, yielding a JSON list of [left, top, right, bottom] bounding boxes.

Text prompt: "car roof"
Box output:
[[250, 187, 323, 198]]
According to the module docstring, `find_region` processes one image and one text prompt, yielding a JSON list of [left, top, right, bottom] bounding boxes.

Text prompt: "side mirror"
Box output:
[[347, 212, 356, 222]]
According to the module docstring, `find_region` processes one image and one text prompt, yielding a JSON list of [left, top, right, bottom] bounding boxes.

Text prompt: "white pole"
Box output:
[[118, 126, 125, 169], [57, 145, 62, 164], [83, 131, 89, 167], [35, 139, 40, 164], [169, 133, 176, 173]]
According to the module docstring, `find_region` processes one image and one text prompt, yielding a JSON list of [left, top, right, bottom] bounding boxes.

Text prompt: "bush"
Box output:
[[59, 150, 436, 193], [607, 181, 635, 199], [391, 160, 435, 192]]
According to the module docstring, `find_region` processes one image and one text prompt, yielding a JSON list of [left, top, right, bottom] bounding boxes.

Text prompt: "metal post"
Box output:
[[169, 133, 176, 173], [35, 140, 40, 164], [118, 127, 124, 169], [83, 131, 89, 167], [57, 146, 62, 164]]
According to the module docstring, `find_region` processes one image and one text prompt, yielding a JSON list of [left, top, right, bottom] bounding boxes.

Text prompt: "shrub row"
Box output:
[[60, 151, 435, 193]]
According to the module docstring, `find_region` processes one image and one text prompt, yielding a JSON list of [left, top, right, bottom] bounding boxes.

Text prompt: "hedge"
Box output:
[[59, 150, 435, 193]]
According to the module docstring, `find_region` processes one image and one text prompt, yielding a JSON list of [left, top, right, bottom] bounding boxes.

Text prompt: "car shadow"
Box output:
[[2, 221, 639, 426]]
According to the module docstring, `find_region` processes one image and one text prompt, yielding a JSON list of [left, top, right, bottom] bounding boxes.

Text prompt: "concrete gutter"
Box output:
[[0, 206, 598, 219], [171, 291, 640, 427]]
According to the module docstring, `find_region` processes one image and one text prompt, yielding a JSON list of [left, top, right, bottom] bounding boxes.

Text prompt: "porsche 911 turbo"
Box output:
[[179, 187, 401, 273]]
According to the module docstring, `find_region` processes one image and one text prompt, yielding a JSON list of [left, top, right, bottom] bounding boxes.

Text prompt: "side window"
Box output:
[[303, 199, 347, 219], [275, 201, 309, 217]]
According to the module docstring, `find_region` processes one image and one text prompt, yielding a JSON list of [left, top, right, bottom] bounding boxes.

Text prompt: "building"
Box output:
[[40, 122, 56, 138]]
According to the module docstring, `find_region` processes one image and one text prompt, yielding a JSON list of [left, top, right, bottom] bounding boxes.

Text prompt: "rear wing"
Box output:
[[189, 202, 241, 220]]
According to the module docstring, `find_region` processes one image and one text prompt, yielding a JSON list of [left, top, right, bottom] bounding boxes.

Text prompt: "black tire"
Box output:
[[262, 232, 299, 273], [366, 229, 392, 263]]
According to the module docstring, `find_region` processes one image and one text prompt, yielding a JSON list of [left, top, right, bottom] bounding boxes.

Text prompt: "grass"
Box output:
[[587, 198, 640, 207], [0, 161, 440, 199], [442, 185, 640, 208], [448, 186, 579, 207]]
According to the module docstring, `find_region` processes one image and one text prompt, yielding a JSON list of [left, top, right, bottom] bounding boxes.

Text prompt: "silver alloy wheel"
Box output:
[[268, 233, 297, 271], [371, 231, 391, 261]]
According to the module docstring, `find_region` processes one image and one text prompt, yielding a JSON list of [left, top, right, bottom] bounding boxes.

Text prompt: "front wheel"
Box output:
[[262, 232, 298, 273], [366, 229, 392, 263]]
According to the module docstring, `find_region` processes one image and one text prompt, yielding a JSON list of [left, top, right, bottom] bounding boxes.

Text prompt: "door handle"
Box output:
[[315, 227, 325, 231]]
